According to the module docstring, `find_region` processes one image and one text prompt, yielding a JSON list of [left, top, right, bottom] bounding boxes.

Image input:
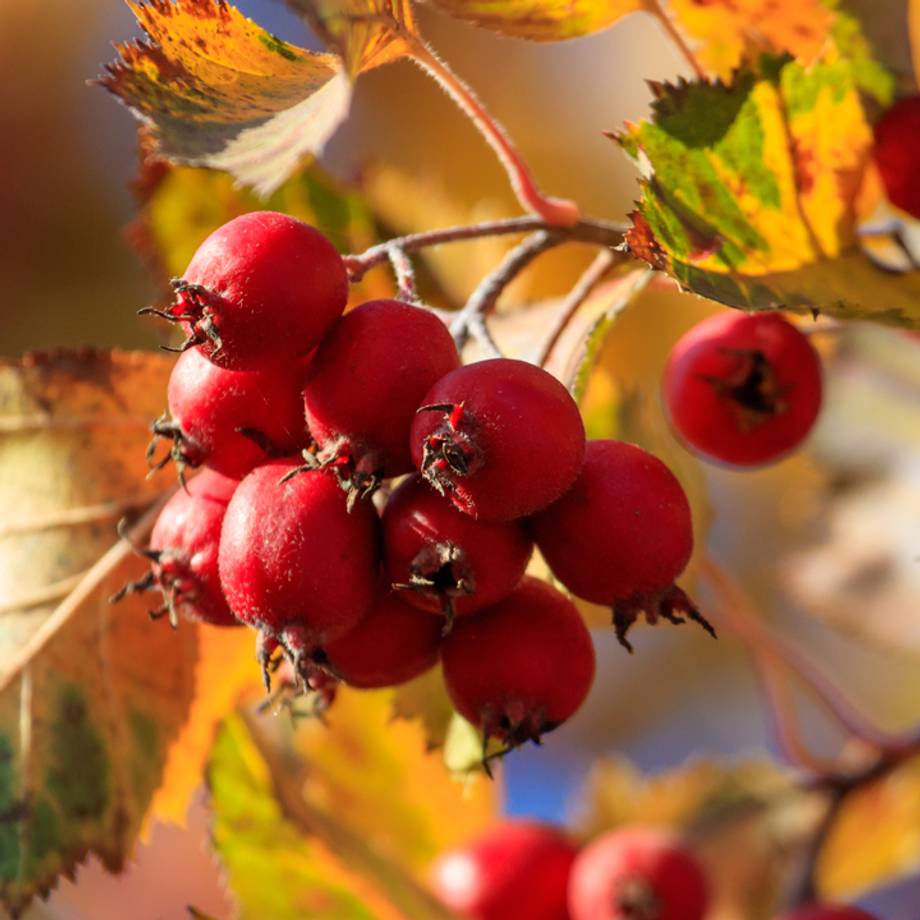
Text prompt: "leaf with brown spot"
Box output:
[[100, 0, 350, 196], [0, 349, 204, 915]]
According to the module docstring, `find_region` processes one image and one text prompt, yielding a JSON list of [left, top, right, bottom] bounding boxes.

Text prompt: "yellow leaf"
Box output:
[[423, 0, 643, 42], [290, 0, 418, 75], [101, 0, 349, 195], [667, 0, 832, 80], [819, 755, 920, 900], [0, 350, 200, 916]]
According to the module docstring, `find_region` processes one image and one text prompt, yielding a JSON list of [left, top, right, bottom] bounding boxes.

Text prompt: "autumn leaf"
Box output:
[[0, 350, 198, 915], [620, 56, 920, 327], [101, 0, 351, 196], [209, 711, 469, 919], [420, 0, 643, 42], [287, 0, 418, 76]]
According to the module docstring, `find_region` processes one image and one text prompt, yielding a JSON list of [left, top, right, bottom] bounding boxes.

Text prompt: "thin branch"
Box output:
[[343, 217, 625, 281], [450, 231, 559, 351], [646, 0, 706, 79], [534, 249, 618, 367], [408, 39, 579, 227], [0, 573, 90, 617], [386, 245, 419, 303]]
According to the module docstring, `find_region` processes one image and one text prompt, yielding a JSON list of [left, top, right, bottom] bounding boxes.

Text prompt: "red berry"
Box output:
[[409, 359, 585, 521], [431, 821, 577, 920], [324, 590, 442, 688], [441, 577, 595, 748], [113, 470, 239, 627], [874, 94, 920, 218], [151, 212, 347, 370], [382, 475, 533, 627], [777, 908, 878, 920], [303, 299, 460, 493], [662, 311, 822, 467], [532, 440, 711, 651], [150, 347, 311, 481], [218, 459, 380, 683], [568, 827, 708, 920]]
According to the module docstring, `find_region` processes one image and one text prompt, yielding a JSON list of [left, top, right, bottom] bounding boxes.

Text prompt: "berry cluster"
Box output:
[[431, 819, 876, 920], [122, 209, 834, 761]]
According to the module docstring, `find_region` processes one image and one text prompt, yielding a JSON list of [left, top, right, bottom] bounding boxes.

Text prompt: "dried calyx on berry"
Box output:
[[532, 439, 714, 652], [147, 347, 312, 483], [441, 577, 595, 772], [662, 311, 822, 468], [409, 358, 586, 521], [111, 470, 240, 628], [139, 211, 348, 370], [217, 459, 380, 692], [300, 299, 461, 507], [382, 475, 533, 633]]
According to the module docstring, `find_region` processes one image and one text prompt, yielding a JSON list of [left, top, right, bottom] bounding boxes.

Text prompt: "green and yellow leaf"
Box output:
[[209, 711, 469, 919], [101, 0, 350, 196], [0, 350, 198, 915], [620, 56, 920, 327]]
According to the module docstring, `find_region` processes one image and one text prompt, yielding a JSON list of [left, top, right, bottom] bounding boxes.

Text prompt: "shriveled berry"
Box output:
[[568, 827, 709, 920], [441, 577, 594, 751], [409, 359, 585, 521], [431, 821, 577, 920], [148, 347, 311, 481], [662, 311, 822, 467], [532, 440, 711, 651], [874, 94, 920, 218], [776, 907, 878, 920], [144, 212, 347, 370], [112, 470, 239, 627], [324, 590, 442, 688], [383, 475, 533, 628], [218, 459, 380, 685], [303, 299, 460, 497]]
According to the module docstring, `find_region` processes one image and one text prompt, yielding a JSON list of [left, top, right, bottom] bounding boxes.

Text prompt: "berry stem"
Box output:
[[534, 248, 619, 367], [343, 216, 626, 281], [386, 245, 420, 303], [645, 0, 706, 79], [700, 557, 900, 754], [450, 231, 560, 351], [408, 39, 580, 227]]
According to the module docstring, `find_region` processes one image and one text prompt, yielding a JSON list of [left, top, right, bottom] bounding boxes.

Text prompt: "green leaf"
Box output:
[[621, 56, 920, 327], [208, 712, 463, 920], [0, 350, 198, 916], [100, 0, 350, 196]]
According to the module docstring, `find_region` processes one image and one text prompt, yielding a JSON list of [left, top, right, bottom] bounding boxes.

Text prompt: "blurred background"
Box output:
[[3, 1, 920, 917]]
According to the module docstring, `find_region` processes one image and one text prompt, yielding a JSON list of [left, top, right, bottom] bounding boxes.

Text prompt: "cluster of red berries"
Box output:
[[117, 209, 723, 757], [431, 819, 877, 920]]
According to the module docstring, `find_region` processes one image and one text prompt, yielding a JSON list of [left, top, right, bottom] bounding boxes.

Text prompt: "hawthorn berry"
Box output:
[[441, 577, 595, 753], [409, 358, 585, 521], [382, 475, 533, 629], [112, 470, 239, 627], [568, 827, 709, 920], [873, 94, 920, 218], [777, 908, 878, 920], [662, 311, 822, 467], [323, 590, 443, 689], [431, 821, 577, 920], [148, 347, 311, 481], [217, 459, 380, 686], [302, 299, 460, 497], [143, 211, 348, 370], [532, 439, 711, 651]]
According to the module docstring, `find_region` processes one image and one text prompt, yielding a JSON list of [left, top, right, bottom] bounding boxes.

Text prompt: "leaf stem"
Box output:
[[344, 216, 625, 280], [646, 1, 706, 79], [409, 39, 580, 226]]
